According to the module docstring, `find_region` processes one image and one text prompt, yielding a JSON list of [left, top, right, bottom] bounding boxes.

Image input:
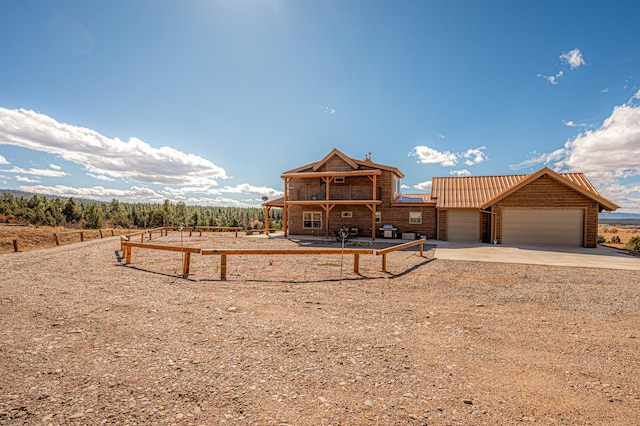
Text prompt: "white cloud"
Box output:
[[560, 48, 586, 69], [450, 169, 471, 177], [0, 108, 228, 186], [19, 184, 165, 201], [321, 106, 336, 114], [15, 176, 41, 183], [413, 181, 432, 191], [510, 103, 640, 212], [563, 120, 587, 128], [220, 183, 283, 197], [436, 133, 445, 140], [49, 163, 62, 170], [411, 146, 458, 166], [87, 172, 115, 181], [0, 154, 9, 165], [411, 145, 488, 168], [602, 87, 610, 93], [538, 71, 563, 85], [462, 147, 488, 166], [0, 165, 67, 177], [400, 184, 410, 189]]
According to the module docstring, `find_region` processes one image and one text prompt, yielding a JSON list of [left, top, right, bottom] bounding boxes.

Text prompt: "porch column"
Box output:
[[265, 205, 270, 235], [283, 178, 289, 237]]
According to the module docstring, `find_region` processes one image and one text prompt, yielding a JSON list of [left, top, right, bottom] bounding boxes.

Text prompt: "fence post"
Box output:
[[12, 239, 19, 253], [125, 245, 132, 264], [353, 254, 360, 274], [99, 229, 103, 238], [182, 252, 191, 277], [381, 253, 387, 273], [419, 242, 423, 257], [80, 232, 84, 242], [220, 254, 227, 280], [111, 229, 115, 236], [54, 234, 60, 245]]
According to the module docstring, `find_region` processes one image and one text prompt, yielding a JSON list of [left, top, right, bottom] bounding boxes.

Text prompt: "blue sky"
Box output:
[[1, 1, 639, 213]]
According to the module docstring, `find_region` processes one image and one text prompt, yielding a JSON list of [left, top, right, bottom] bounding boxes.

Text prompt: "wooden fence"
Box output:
[[120, 237, 427, 280], [53, 228, 120, 245]]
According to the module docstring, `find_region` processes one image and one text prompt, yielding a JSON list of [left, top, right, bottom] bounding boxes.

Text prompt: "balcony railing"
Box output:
[[289, 185, 377, 201]]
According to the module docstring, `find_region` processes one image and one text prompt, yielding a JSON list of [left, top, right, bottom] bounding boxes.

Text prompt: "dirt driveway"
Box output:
[[1, 234, 639, 424]]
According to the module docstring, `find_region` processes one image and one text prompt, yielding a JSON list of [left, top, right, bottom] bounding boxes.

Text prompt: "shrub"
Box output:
[[609, 227, 618, 234], [610, 235, 621, 244], [626, 236, 640, 253], [597, 235, 606, 244]]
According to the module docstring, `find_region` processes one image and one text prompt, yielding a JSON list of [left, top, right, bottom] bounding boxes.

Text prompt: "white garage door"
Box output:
[[448, 210, 480, 242], [502, 209, 583, 246]]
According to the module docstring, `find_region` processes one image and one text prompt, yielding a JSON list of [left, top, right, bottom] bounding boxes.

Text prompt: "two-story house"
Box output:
[[264, 148, 619, 247]]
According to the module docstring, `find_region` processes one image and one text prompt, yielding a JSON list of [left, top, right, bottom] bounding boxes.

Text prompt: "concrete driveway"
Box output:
[[431, 241, 640, 270]]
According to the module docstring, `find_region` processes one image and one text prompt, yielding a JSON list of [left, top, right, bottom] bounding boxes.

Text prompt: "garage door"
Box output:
[[502, 209, 583, 246], [448, 210, 480, 242]]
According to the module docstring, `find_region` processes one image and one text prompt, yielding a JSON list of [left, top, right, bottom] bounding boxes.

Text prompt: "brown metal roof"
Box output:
[[392, 193, 435, 204], [281, 169, 382, 179], [431, 168, 610, 209]]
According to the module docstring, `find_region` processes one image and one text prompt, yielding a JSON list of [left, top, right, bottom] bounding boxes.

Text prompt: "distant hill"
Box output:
[[599, 212, 640, 225]]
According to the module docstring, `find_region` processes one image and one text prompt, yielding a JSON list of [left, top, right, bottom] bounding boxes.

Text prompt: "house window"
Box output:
[[335, 177, 345, 183], [303, 211, 322, 229], [409, 212, 422, 224], [375, 212, 381, 223], [341, 211, 353, 218]]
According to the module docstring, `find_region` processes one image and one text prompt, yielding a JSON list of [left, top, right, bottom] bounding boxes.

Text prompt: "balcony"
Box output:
[[289, 185, 379, 201]]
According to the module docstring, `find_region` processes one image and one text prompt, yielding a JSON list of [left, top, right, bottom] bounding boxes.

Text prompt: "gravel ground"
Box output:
[[1, 233, 639, 425]]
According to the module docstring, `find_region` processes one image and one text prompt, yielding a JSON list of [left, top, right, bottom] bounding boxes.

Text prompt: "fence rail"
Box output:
[[120, 236, 427, 280]]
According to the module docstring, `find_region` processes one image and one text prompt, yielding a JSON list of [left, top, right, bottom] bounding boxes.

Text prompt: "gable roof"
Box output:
[[283, 148, 404, 178], [431, 167, 619, 211]]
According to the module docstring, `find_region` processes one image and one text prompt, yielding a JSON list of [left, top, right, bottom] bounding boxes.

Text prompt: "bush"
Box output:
[[610, 235, 621, 244], [597, 235, 606, 244], [609, 227, 618, 234], [626, 236, 640, 253]]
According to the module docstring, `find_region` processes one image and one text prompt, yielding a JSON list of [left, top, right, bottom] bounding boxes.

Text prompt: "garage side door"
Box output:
[[502, 209, 583, 246], [447, 210, 480, 242]]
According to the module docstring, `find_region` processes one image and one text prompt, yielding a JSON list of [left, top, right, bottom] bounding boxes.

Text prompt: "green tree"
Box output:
[[85, 204, 105, 229], [63, 198, 83, 224]]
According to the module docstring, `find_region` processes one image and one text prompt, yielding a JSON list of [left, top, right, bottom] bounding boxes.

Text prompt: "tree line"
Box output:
[[0, 192, 282, 230]]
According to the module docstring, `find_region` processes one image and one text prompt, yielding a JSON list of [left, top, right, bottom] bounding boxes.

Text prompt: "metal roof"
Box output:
[[431, 170, 603, 209]]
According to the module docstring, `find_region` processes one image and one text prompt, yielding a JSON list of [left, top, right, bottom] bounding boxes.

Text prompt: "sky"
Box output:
[[1, 1, 640, 213]]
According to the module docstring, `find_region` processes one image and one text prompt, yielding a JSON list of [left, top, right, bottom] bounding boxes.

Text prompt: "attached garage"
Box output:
[[502, 208, 584, 246], [447, 209, 480, 242]]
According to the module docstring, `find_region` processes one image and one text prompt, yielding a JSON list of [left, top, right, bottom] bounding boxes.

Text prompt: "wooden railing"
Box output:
[[53, 228, 119, 245], [376, 238, 427, 273], [119, 236, 428, 280], [200, 248, 374, 280], [189, 226, 243, 237]]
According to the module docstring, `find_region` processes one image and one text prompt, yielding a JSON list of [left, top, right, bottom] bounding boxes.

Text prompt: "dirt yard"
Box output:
[[0, 225, 132, 254], [1, 232, 639, 425], [598, 224, 639, 250]]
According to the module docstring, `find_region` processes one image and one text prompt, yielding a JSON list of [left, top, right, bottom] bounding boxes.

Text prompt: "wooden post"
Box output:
[[353, 254, 360, 274], [125, 245, 132, 264], [111, 229, 115, 236], [220, 254, 227, 280], [189, 228, 192, 237], [12, 239, 19, 253], [80, 232, 84, 242], [54, 234, 60, 245], [381, 253, 387, 273], [265, 205, 270, 236], [419, 242, 424, 257], [140, 233, 144, 242], [199, 229, 203, 237], [182, 252, 191, 277], [148, 231, 152, 241], [99, 229, 103, 238]]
